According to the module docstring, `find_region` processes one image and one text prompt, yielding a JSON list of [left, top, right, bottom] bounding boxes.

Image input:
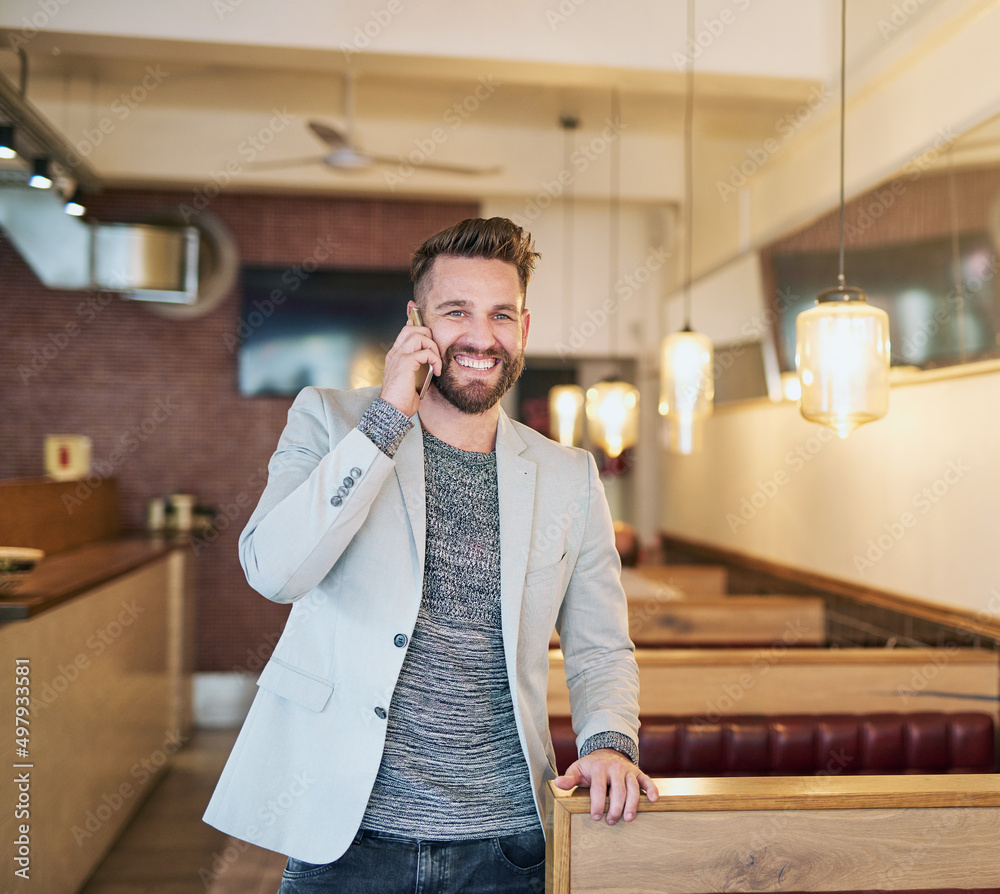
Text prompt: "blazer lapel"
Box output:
[[495, 410, 537, 670], [393, 417, 426, 571]]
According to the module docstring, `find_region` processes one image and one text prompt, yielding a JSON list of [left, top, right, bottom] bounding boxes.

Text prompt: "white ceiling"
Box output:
[[1, 1, 999, 223]]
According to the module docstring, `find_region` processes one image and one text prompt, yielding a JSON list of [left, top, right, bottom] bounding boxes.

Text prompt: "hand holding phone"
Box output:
[[408, 307, 434, 399]]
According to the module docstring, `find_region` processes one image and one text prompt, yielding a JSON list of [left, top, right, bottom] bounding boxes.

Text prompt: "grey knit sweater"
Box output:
[[357, 399, 636, 838]]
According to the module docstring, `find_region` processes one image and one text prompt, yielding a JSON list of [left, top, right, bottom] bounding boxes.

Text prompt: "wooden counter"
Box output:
[[0, 536, 186, 621], [0, 542, 194, 894], [547, 774, 1000, 892]]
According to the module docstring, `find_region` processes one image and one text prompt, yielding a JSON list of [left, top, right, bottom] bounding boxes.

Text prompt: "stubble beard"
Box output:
[[432, 343, 525, 415]]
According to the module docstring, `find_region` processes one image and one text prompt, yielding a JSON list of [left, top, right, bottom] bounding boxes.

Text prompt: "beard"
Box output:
[[432, 342, 525, 415]]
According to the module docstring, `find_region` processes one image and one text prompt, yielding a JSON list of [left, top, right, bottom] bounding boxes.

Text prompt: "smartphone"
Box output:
[[408, 307, 434, 399]]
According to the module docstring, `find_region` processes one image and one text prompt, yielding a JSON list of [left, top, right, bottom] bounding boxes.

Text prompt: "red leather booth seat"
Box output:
[[550, 712, 996, 776]]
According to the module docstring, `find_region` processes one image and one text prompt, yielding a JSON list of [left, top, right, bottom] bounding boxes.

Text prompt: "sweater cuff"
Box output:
[[357, 398, 413, 458], [579, 731, 638, 765]]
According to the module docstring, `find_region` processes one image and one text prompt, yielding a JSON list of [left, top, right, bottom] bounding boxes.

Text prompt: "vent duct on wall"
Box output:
[[0, 185, 200, 303]]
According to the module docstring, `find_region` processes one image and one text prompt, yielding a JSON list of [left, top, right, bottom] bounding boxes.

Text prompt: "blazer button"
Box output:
[[330, 495, 343, 507], [351, 467, 363, 479], [374, 706, 387, 720], [337, 485, 349, 497], [343, 476, 355, 488], [393, 633, 407, 648]]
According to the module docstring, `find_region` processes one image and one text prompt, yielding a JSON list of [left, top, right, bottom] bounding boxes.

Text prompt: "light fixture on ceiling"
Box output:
[[585, 88, 640, 460], [64, 187, 86, 216], [0, 123, 16, 159], [658, 0, 714, 456], [28, 157, 52, 188], [0, 56, 101, 193], [794, 0, 889, 439], [548, 115, 586, 447]]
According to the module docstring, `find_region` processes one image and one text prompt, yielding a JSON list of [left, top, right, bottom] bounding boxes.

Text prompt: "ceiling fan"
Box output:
[[248, 72, 501, 177]]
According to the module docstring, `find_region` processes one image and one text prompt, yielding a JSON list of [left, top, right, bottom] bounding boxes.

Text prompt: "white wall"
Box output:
[[660, 367, 1000, 617], [482, 197, 670, 360]]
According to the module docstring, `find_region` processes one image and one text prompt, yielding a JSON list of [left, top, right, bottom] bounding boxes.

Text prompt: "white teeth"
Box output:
[[456, 356, 496, 370]]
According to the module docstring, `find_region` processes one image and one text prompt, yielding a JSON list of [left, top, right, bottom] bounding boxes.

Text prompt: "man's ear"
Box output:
[[521, 307, 531, 347]]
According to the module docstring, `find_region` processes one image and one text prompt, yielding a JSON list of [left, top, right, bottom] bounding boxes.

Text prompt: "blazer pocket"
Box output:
[[257, 659, 334, 712], [525, 552, 569, 590]]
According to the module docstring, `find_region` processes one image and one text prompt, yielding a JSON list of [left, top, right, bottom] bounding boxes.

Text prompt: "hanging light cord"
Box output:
[[836, 0, 847, 290], [561, 116, 577, 340], [682, 0, 695, 329], [609, 88, 622, 360]]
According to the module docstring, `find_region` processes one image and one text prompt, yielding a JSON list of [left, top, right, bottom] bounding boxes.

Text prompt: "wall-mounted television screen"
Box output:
[[769, 233, 999, 371], [237, 266, 413, 397]]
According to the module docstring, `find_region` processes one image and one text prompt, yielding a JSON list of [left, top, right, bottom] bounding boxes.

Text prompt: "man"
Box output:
[[204, 217, 657, 893]]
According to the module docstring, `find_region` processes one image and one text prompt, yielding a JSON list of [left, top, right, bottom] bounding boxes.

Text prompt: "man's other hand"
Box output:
[[552, 748, 659, 824]]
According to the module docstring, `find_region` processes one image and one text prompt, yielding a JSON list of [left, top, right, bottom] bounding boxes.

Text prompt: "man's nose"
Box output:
[[462, 314, 496, 349]]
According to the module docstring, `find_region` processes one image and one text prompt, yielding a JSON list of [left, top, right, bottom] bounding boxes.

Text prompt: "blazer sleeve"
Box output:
[[554, 452, 640, 750], [238, 387, 398, 603]]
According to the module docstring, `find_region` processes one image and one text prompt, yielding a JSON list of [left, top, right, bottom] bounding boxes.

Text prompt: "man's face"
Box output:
[[413, 255, 530, 415]]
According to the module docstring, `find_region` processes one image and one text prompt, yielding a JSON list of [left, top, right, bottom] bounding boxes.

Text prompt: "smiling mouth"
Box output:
[[455, 355, 500, 371]]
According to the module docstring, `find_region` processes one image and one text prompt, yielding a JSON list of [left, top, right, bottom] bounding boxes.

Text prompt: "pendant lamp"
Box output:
[[549, 384, 585, 447], [659, 0, 714, 455], [795, 0, 889, 438], [586, 381, 639, 458], [547, 116, 585, 446], [585, 89, 640, 460]]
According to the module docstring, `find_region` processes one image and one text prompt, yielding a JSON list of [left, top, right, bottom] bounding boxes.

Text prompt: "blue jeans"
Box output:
[[276, 827, 546, 894]]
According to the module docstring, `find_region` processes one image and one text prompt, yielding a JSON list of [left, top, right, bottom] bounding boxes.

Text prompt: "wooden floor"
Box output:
[[79, 728, 287, 894]]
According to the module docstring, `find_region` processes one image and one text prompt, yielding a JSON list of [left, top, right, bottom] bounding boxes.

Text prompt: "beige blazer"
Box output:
[[203, 386, 638, 863]]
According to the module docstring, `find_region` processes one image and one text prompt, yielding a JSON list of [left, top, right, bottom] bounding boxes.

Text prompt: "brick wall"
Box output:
[[0, 188, 477, 671]]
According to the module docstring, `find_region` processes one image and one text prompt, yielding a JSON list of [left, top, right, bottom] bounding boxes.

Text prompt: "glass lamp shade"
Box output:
[[548, 384, 585, 447], [658, 329, 714, 455], [795, 287, 890, 439], [585, 381, 639, 458]]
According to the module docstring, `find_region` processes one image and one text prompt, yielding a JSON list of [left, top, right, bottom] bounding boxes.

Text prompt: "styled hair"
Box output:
[[411, 217, 540, 304]]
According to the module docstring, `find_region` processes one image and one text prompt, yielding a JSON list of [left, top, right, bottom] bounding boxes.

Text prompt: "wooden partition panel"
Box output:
[[548, 647, 999, 722], [626, 595, 825, 646], [546, 775, 1000, 893], [632, 564, 727, 596]]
